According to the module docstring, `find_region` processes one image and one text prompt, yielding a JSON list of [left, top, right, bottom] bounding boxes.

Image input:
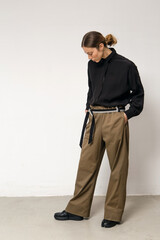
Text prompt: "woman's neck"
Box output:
[[102, 47, 112, 59]]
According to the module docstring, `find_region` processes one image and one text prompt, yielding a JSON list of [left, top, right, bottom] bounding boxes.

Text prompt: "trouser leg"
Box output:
[[65, 113, 105, 218], [102, 111, 129, 222]]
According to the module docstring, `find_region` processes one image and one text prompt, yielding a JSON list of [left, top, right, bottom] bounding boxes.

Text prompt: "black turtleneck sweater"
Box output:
[[85, 47, 144, 120]]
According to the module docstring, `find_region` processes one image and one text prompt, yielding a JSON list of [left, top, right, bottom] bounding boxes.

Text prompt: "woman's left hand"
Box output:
[[123, 113, 128, 124]]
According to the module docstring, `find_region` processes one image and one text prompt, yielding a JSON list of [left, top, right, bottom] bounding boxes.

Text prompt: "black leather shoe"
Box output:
[[101, 219, 120, 228], [54, 210, 84, 221]]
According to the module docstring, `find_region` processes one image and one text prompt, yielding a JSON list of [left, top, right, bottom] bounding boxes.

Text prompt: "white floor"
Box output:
[[0, 196, 160, 240]]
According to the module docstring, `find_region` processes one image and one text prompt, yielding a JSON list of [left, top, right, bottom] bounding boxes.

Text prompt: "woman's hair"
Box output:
[[81, 31, 117, 49]]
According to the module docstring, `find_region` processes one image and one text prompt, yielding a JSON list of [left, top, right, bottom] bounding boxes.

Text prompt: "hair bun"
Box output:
[[105, 34, 117, 46]]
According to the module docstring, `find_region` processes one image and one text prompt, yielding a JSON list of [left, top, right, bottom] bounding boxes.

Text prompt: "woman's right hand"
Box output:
[[85, 109, 89, 113]]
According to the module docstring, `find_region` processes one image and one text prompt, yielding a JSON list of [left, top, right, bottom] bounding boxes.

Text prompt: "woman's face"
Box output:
[[82, 44, 104, 62]]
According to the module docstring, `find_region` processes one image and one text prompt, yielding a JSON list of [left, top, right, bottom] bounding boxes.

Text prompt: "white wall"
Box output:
[[0, 0, 159, 196]]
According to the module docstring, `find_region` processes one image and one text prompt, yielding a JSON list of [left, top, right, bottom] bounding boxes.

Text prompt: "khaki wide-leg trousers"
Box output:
[[65, 105, 129, 222]]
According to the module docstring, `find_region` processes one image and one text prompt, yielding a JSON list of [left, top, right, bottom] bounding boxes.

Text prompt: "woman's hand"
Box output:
[[123, 112, 128, 124], [85, 109, 89, 113]]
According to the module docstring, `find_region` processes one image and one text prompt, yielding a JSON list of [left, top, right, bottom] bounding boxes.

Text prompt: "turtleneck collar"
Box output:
[[92, 47, 117, 65]]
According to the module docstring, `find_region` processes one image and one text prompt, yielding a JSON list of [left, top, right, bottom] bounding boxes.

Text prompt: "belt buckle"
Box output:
[[115, 106, 119, 112], [89, 108, 93, 116]]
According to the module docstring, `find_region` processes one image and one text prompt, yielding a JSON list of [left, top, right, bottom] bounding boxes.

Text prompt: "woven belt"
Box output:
[[79, 106, 125, 148]]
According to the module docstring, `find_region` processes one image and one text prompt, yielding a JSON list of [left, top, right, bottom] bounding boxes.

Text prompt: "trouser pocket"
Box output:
[[120, 111, 126, 125]]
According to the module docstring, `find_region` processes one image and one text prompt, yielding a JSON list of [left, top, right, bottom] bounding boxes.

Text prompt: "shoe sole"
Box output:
[[54, 215, 84, 221], [101, 222, 120, 228], [102, 224, 117, 228]]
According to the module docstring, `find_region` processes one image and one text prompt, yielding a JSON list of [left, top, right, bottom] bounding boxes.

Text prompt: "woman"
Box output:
[[54, 31, 144, 228]]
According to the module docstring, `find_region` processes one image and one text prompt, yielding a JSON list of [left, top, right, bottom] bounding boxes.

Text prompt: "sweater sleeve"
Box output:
[[124, 63, 144, 120], [85, 62, 93, 110]]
